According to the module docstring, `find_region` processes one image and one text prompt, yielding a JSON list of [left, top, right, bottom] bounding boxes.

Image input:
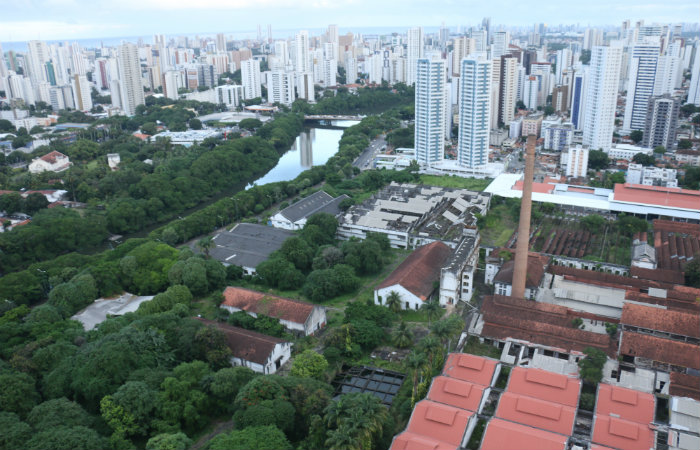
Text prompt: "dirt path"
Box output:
[[190, 420, 234, 450]]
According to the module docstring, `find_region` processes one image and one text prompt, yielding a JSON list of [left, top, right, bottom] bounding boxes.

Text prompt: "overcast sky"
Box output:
[[1, 0, 699, 42]]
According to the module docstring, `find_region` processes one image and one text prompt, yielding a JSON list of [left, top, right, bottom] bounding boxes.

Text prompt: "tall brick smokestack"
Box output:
[[512, 135, 536, 299]]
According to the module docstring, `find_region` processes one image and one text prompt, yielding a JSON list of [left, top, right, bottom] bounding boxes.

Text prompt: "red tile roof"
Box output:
[[612, 183, 700, 211], [390, 432, 455, 450], [621, 303, 700, 339], [480, 418, 568, 450], [194, 318, 288, 365], [377, 242, 452, 301], [441, 353, 499, 387], [493, 253, 549, 289], [669, 372, 700, 401], [506, 367, 581, 408], [629, 266, 685, 285], [620, 332, 700, 370], [427, 376, 486, 412], [221, 286, 315, 325], [480, 295, 617, 357], [654, 219, 700, 238], [591, 415, 656, 450], [595, 384, 655, 425], [404, 400, 474, 446], [39, 151, 68, 164], [495, 392, 577, 436]]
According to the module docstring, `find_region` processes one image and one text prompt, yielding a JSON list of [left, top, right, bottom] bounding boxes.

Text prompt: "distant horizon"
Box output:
[[2, 22, 699, 53], [3, 0, 699, 44]]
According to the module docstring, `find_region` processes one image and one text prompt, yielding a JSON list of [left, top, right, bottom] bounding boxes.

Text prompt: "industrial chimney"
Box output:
[[511, 135, 536, 299]]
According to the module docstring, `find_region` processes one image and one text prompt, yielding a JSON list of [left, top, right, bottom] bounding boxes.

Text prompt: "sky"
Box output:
[[1, 0, 699, 43]]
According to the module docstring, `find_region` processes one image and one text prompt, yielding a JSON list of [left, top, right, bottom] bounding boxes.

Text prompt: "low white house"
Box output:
[[28, 151, 71, 174], [374, 242, 453, 310], [220, 286, 326, 336], [195, 318, 292, 374], [270, 190, 349, 230]]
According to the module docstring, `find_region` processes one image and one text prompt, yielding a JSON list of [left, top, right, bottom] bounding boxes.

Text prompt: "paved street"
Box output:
[[353, 135, 387, 170]]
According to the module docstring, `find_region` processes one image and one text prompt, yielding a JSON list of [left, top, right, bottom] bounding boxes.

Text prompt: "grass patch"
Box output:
[[419, 175, 492, 191], [479, 204, 517, 247], [397, 308, 442, 323], [463, 336, 502, 359]]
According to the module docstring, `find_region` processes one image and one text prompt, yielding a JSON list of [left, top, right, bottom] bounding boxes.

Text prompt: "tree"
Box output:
[[209, 367, 256, 413], [588, 150, 609, 170], [27, 398, 92, 429], [685, 255, 700, 288], [205, 425, 292, 450], [290, 350, 329, 380], [146, 433, 192, 450], [577, 347, 607, 384], [632, 152, 656, 166], [25, 426, 108, 450], [581, 214, 606, 234], [419, 335, 443, 370], [0, 370, 40, 417], [385, 290, 402, 313], [238, 118, 263, 130], [678, 139, 692, 150], [197, 236, 214, 258], [0, 412, 31, 450], [653, 145, 666, 154], [189, 118, 202, 130], [420, 298, 442, 325], [392, 321, 413, 348], [629, 130, 643, 143], [280, 236, 315, 271], [405, 351, 427, 406]]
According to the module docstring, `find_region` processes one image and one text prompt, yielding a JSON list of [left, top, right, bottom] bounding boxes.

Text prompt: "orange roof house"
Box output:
[[591, 415, 656, 450], [442, 353, 499, 387], [506, 367, 581, 408], [480, 418, 568, 450], [427, 376, 487, 413], [595, 384, 655, 425], [220, 286, 326, 336], [495, 392, 577, 436], [402, 400, 475, 447]]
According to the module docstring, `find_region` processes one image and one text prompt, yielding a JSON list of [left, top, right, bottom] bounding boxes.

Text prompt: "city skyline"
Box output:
[[2, 0, 699, 43]]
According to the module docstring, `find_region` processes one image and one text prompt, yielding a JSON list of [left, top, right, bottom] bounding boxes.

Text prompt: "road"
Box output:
[[353, 135, 387, 170]]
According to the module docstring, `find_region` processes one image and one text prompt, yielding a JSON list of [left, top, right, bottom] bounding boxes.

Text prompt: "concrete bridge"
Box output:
[[304, 115, 365, 121]]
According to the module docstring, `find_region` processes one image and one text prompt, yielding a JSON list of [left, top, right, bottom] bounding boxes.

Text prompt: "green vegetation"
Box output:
[[418, 175, 492, 191], [578, 347, 608, 384]]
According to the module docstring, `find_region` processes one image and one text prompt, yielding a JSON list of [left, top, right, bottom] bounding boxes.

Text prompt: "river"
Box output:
[[121, 120, 358, 240], [247, 120, 359, 188]]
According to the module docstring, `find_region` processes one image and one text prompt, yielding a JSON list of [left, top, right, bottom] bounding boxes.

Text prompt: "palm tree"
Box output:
[[419, 335, 443, 371], [325, 425, 362, 450], [405, 351, 427, 406], [420, 298, 442, 325], [196, 236, 214, 258], [393, 321, 413, 348], [385, 290, 402, 313]]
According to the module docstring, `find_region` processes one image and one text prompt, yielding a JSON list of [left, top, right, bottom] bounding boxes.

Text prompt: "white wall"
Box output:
[[374, 284, 424, 310]]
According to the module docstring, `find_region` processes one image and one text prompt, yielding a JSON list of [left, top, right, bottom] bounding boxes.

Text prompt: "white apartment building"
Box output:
[[117, 43, 145, 116], [622, 37, 660, 133], [216, 85, 244, 108], [294, 31, 311, 73], [296, 72, 315, 102], [406, 27, 424, 85], [240, 59, 262, 100], [267, 71, 295, 106], [71, 74, 92, 111], [499, 55, 518, 125], [626, 163, 678, 187], [457, 56, 491, 168], [414, 57, 448, 167], [583, 44, 623, 150], [605, 143, 653, 160], [564, 145, 589, 178], [162, 70, 181, 100]]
